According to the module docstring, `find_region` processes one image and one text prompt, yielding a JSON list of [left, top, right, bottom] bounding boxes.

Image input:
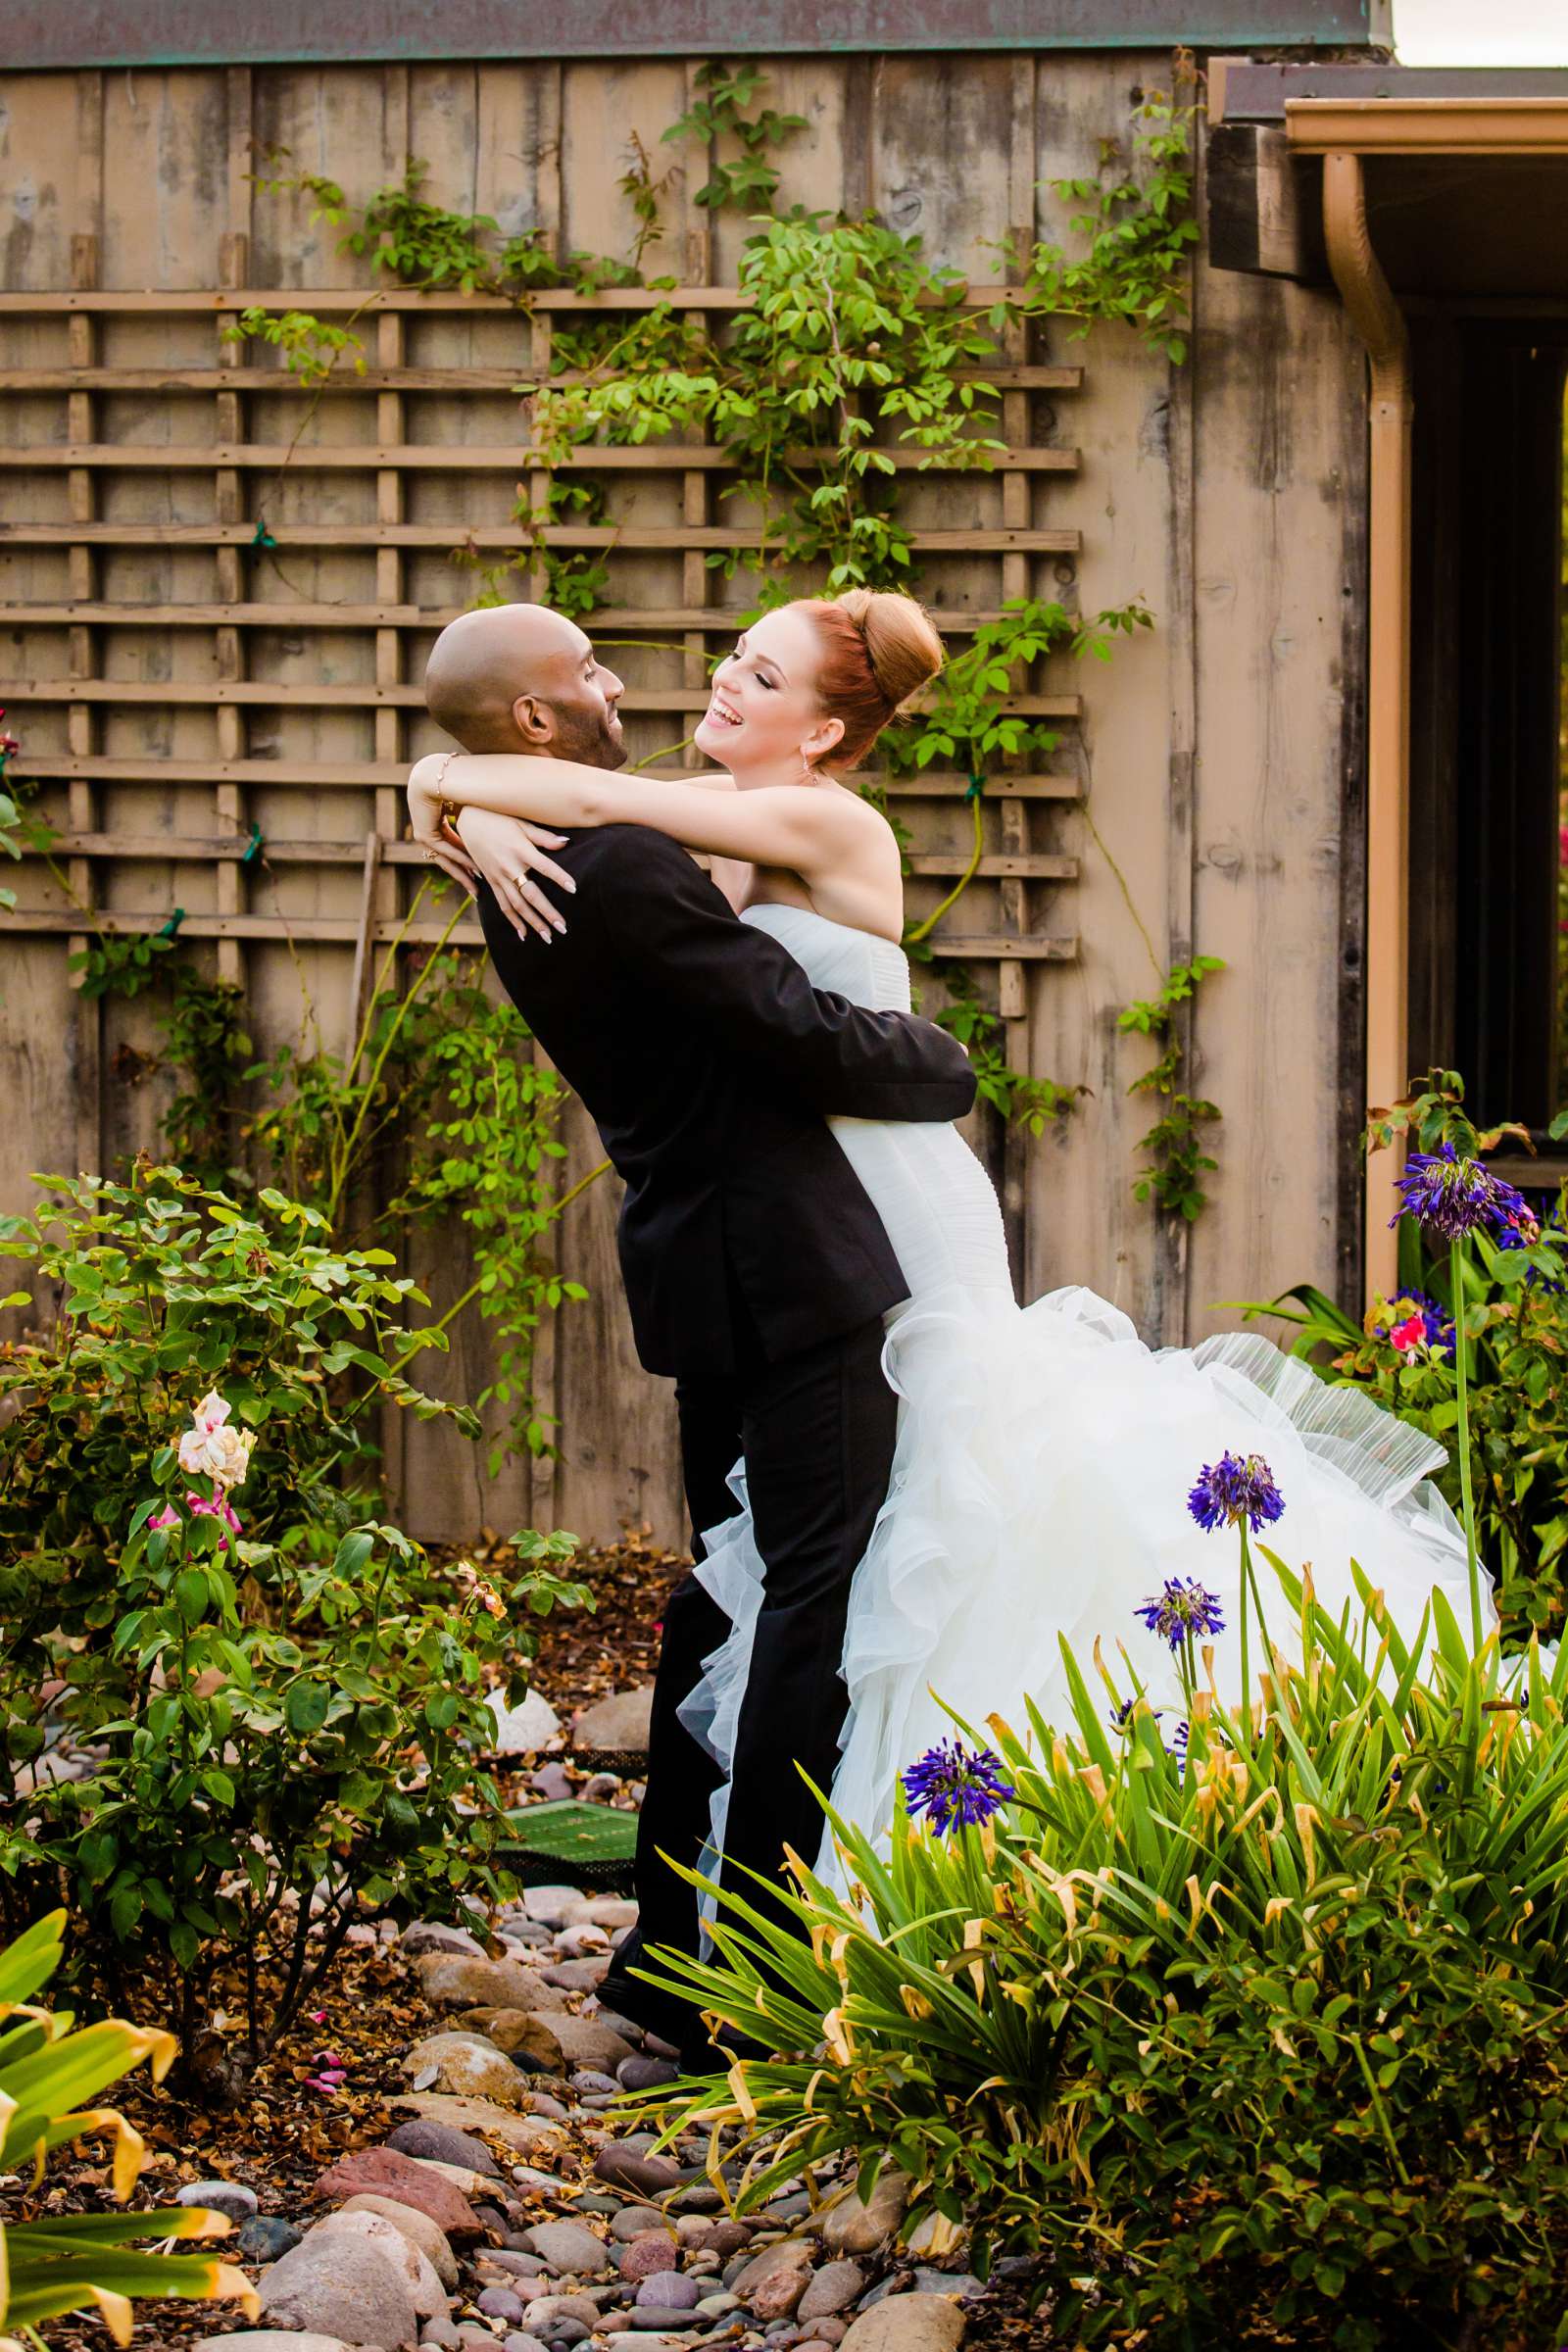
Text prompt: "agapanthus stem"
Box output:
[[1239, 1523, 1251, 1743], [1450, 1236, 1483, 1649]]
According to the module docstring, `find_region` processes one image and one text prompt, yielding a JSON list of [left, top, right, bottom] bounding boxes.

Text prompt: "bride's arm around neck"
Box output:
[[409, 749, 902, 928]]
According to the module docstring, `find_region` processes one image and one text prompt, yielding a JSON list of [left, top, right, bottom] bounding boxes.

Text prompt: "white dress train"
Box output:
[[675, 904, 1487, 1873]]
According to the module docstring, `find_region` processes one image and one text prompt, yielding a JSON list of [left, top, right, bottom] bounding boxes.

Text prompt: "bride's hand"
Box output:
[[451, 806, 576, 942], [408, 777, 476, 897]]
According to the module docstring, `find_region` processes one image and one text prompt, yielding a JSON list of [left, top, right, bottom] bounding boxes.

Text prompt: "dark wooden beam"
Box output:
[[1206, 122, 1329, 283]]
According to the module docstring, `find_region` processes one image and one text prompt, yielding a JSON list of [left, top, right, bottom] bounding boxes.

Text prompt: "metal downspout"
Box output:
[[1321, 148, 1411, 1305]]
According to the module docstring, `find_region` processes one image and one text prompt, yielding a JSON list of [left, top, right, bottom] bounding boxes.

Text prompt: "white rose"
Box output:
[[177, 1395, 255, 1491]]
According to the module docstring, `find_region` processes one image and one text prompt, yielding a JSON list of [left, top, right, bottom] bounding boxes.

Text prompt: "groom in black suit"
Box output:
[[422, 606, 974, 2059]]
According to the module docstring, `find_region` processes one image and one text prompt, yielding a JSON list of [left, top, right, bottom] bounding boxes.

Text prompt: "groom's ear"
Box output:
[[510, 691, 559, 749]]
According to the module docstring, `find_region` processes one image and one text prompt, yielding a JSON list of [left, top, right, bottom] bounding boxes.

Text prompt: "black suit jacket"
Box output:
[[476, 822, 976, 1379]]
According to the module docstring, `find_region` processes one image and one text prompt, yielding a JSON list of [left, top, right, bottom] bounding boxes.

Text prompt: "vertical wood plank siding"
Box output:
[[0, 54, 1367, 1545]]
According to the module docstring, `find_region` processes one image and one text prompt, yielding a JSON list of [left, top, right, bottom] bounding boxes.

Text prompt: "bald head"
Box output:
[[424, 604, 626, 768]]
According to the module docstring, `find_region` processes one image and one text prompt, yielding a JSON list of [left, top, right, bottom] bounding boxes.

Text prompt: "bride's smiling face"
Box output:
[[693, 607, 845, 780]]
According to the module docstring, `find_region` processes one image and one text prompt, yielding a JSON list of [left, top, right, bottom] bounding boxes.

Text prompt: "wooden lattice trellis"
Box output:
[[0, 53, 1105, 1540]]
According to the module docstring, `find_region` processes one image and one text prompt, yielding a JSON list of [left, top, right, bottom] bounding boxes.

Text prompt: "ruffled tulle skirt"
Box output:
[[676, 1285, 1484, 1877]]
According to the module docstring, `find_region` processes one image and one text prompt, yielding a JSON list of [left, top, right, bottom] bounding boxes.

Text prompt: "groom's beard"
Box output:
[[556, 703, 627, 771]]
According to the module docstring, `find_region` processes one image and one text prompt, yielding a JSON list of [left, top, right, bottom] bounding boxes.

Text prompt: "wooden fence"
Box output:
[[0, 53, 1368, 1546]]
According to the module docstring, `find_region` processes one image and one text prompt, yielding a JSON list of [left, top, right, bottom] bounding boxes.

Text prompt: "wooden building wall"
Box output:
[[0, 52, 1367, 1547]]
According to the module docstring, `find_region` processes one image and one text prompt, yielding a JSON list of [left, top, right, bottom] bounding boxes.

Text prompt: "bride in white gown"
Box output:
[[412, 587, 1486, 1870]]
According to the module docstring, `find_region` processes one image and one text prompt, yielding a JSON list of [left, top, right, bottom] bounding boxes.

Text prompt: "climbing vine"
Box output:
[[1119, 956, 1227, 1220]]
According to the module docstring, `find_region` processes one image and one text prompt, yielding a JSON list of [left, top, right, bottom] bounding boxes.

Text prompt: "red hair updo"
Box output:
[[789, 589, 944, 769]]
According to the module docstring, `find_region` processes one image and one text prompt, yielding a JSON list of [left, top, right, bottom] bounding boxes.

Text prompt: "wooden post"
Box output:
[[1156, 140, 1200, 1348], [528, 62, 567, 1536], [998, 56, 1039, 1297], [214, 66, 254, 993], [66, 69, 104, 1181]]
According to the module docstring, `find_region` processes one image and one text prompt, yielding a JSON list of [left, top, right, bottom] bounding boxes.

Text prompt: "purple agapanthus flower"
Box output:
[[901, 1739, 1014, 1835], [1391, 1143, 1539, 1245], [1187, 1451, 1286, 1535], [1135, 1577, 1227, 1651]]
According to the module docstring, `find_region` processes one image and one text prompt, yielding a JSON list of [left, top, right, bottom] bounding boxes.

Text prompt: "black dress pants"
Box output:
[[605, 1303, 898, 2039]]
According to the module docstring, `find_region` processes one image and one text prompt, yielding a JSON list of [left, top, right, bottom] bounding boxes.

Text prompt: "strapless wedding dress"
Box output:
[[677, 903, 1485, 1869]]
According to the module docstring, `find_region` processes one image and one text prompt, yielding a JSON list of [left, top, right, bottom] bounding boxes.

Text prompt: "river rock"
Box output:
[[385, 2120, 502, 2179], [511, 2219, 611, 2277], [339, 2197, 459, 2290], [801, 2261, 868, 2320], [388, 2091, 563, 2158], [314, 2148, 481, 2241], [635, 2274, 699, 2311], [486, 1689, 562, 1752], [839, 2301, 966, 2352], [400, 1923, 488, 1960], [306, 2212, 449, 2322], [610, 2207, 672, 2244], [821, 2168, 909, 2256], [731, 2238, 813, 2317], [616, 2055, 678, 2092], [453, 2003, 569, 2057], [692, 2219, 751, 2258], [414, 1953, 561, 2015], [258, 2226, 420, 2348], [617, 2230, 681, 2281], [177, 2179, 259, 2224], [571, 1688, 654, 1753], [523, 2293, 603, 2330], [236, 2215, 302, 2264], [399, 2034, 528, 2108], [507, 2010, 635, 2074], [192, 2336, 368, 2352], [592, 2144, 681, 2197], [542, 1958, 612, 1993]]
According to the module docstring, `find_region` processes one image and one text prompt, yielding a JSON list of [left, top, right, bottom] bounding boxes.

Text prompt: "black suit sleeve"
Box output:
[[593, 826, 977, 1123]]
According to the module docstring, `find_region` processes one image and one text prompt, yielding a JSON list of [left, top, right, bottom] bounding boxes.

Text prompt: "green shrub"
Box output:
[[0, 1164, 589, 2084], [0, 1909, 259, 2341], [1242, 1069, 1568, 1649], [648, 1574, 1568, 2349]]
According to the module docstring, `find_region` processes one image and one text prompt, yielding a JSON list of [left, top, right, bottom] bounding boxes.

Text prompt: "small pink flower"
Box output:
[[305, 2076, 341, 2096], [1390, 1314, 1426, 1355], [308, 2010, 327, 2025]]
